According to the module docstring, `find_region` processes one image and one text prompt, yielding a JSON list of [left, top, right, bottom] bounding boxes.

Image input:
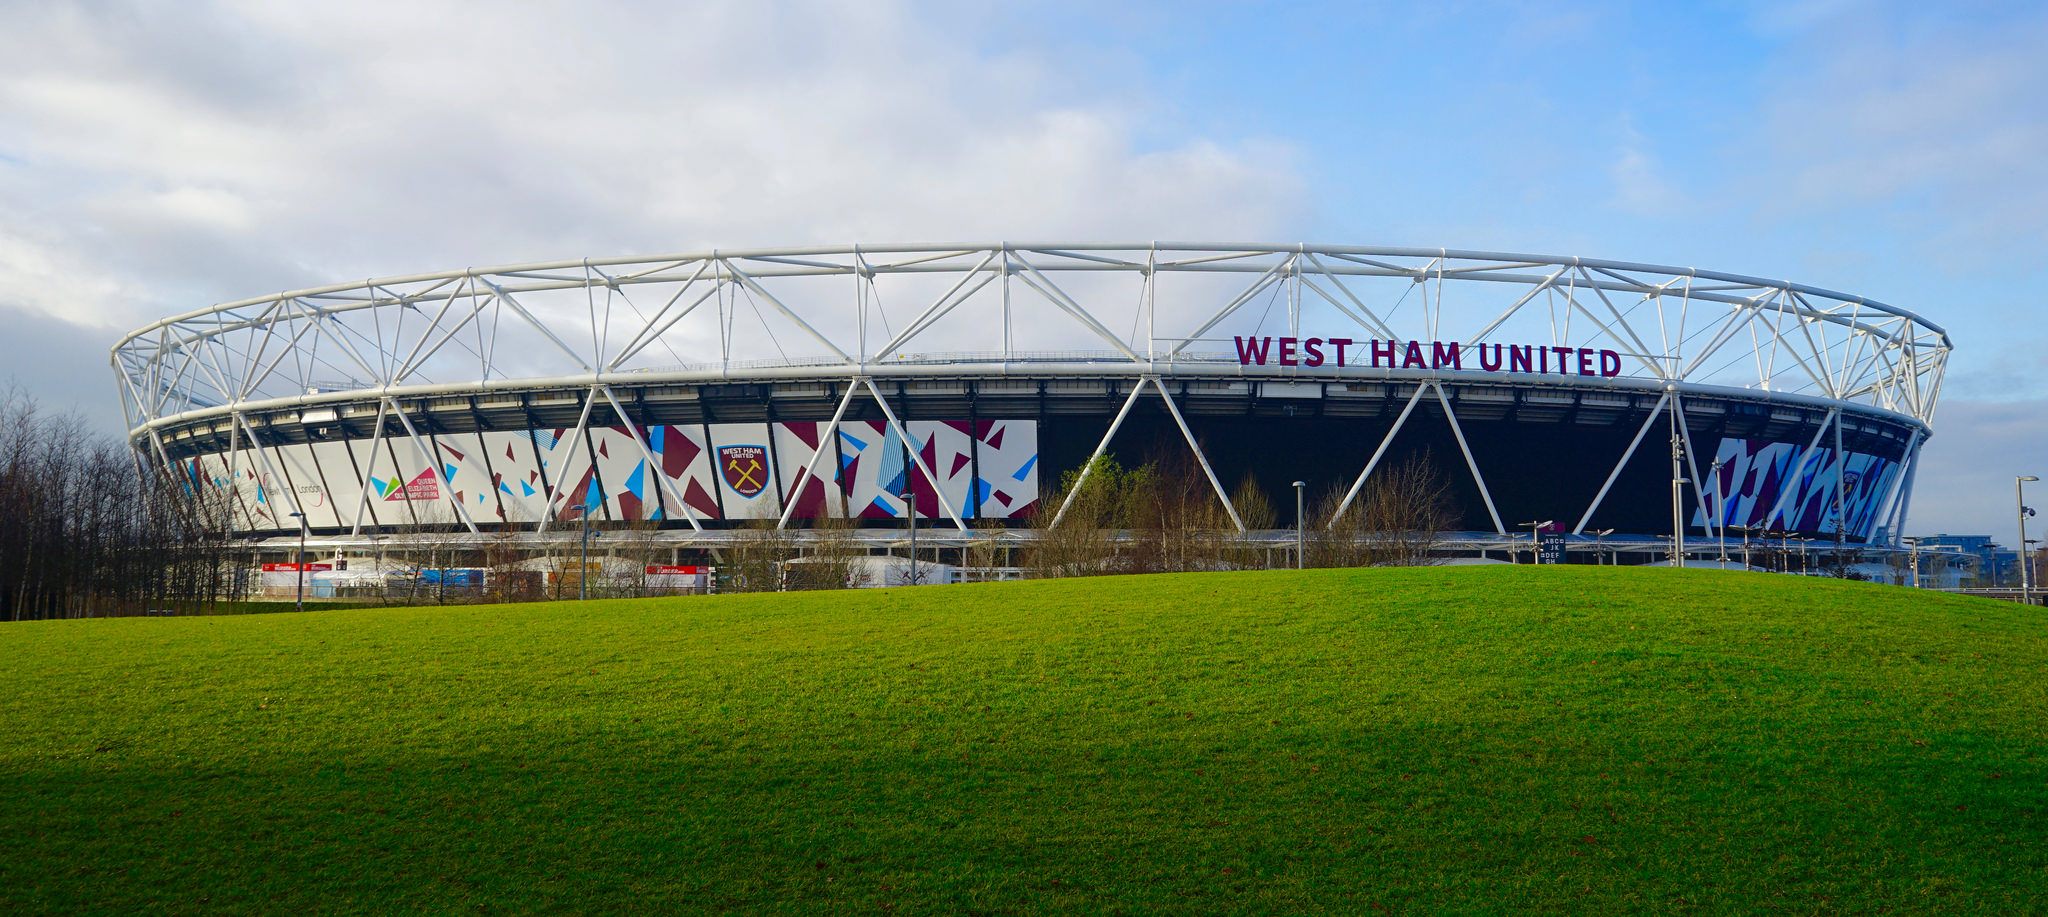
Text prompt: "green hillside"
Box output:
[[2, 567, 2043, 913]]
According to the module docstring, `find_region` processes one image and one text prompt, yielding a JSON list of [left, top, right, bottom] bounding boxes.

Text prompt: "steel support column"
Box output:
[[1050, 380, 1149, 528], [598, 385, 705, 532], [535, 387, 600, 535], [1574, 391, 1673, 534], [1327, 383, 1429, 527], [1435, 383, 1506, 535], [861, 377, 968, 531], [776, 379, 862, 529], [1151, 376, 1245, 532]]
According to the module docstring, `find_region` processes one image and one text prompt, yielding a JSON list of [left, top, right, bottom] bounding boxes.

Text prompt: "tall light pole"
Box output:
[[1710, 457, 1728, 568], [1902, 536, 1921, 588], [579, 495, 594, 601], [288, 511, 307, 614], [1520, 520, 1554, 565], [1593, 528, 1614, 566], [1669, 406, 1686, 568], [1292, 481, 1305, 570], [902, 490, 917, 586], [1730, 524, 1757, 570], [2019, 476, 2039, 604]]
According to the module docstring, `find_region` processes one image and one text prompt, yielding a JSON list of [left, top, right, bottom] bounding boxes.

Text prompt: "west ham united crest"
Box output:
[[719, 444, 770, 499]]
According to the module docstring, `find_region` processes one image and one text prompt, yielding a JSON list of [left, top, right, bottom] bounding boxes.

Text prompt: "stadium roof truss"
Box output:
[[114, 244, 1950, 545]]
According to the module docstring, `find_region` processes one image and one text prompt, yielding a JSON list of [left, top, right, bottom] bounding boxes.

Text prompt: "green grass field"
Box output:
[[2, 567, 2043, 913]]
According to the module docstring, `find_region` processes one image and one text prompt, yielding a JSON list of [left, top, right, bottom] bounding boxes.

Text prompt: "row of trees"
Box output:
[[0, 376, 1457, 616], [1022, 450, 1452, 578], [0, 390, 237, 620]]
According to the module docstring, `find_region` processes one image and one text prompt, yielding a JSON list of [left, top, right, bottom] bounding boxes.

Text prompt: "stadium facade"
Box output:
[[111, 244, 1949, 557]]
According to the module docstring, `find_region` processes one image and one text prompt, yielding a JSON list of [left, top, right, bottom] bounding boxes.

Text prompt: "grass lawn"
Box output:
[[1, 566, 2043, 913]]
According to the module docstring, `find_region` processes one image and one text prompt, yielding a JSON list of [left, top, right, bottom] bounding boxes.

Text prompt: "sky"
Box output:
[[0, 0, 2042, 537]]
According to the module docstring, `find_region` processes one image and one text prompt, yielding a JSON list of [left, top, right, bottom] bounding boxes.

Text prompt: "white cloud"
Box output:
[[0, 0, 1304, 353]]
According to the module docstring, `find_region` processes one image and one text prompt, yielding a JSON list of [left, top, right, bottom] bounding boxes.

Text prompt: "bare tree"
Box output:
[[1024, 454, 1155, 578], [0, 387, 236, 619], [1312, 452, 1451, 568], [722, 520, 795, 592], [785, 513, 867, 591]]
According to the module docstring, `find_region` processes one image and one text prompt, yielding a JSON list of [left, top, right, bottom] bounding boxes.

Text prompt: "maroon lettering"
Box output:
[[1303, 337, 1325, 367], [1402, 341, 1427, 369], [1431, 341, 1461, 370], [1600, 349, 1621, 377], [1234, 336, 1272, 365], [1478, 343, 1503, 371], [1552, 346, 1574, 373], [1508, 344, 1533, 373], [1371, 339, 1397, 368], [1577, 348, 1594, 376], [1279, 336, 1298, 367], [1328, 337, 1352, 366]]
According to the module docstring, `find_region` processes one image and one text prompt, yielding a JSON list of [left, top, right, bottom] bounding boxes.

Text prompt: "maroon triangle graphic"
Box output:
[[683, 478, 722, 518], [986, 425, 1005, 450], [949, 453, 971, 477], [785, 421, 820, 450]]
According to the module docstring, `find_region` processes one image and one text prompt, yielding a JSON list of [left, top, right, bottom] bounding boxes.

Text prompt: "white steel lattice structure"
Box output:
[[112, 243, 1950, 550]]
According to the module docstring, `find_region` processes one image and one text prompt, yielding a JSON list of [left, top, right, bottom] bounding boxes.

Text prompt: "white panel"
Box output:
[[233, 446, 287, 531], [588, 426, 663, 522], [974, 419, 1040, 519], [481, 431, 549, 525], [647, 424, 723, 521], [270, 442, 343, 530], [836, 420, 907, 519], [307, 440, 371, 529], [907, 421, 977, 520], [531, 426, 597, 523], [773, 421, 846, 519], [431, 431, 500, 525]]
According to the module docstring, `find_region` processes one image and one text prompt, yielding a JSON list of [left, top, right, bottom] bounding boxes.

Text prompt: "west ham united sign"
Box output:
[[719, 445, 769, 499], [1234, 335, 1623, 378]]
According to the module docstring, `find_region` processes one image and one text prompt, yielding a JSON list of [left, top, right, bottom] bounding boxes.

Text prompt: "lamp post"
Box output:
[[1902, 535, 1921, 588], [288, 511, 307, 613], [579, 501, 591, 601], [2018, 476, 2039, 605], [1520, 520, 1554, 565], [1669, 407, 1686, 568], [1710, 457, 1728, 568], [1292, 481, 1305, 570], [1593, 528, 1614, 566], [2028, 539, 2041, 602], [902, 490, 917, 586], [1730, 524, 1758, 570]]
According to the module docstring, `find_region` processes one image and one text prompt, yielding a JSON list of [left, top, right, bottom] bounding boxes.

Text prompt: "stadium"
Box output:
[[110, 243, 1950, 570]]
